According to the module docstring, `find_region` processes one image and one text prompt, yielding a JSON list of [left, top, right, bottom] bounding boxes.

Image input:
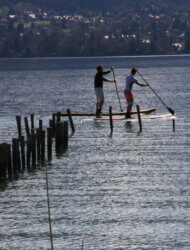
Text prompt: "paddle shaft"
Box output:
[[112, 69, 123, 112], [137, 71, 175, 115]]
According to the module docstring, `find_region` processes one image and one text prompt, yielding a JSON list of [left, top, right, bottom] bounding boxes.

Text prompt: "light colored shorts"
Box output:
[[95, 87, 104, 102], [124, 90, 133, 105]]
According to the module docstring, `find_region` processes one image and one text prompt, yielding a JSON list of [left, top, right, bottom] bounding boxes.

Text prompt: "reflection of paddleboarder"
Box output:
[[124, 68, 147, 118], [94, 65, 115, 118]]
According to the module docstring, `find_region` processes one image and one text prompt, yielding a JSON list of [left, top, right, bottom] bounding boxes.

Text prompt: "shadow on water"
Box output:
[[109, 131, 113, 138], [93, 120, 109, 131], [0, 181, 8, 191], [93, 120, 105, 129], [125, 121, 136, 133], [69, 132, 75, 138], [137, 131, 143, 136], [56, 147, 68, 158], [0, 173, 21, 191], [0, 56, 190, 249], [125, 121, 133, 128]]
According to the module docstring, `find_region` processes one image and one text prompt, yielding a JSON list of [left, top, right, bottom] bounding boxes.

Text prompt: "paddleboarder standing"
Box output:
[[124, 68, 147, 118], [94, 65, 115, 118]]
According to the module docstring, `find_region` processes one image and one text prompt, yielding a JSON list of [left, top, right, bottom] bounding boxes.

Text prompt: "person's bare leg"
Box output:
[[126, 104, 133, 118], [96, 101, 102, 117], [100, 101, 104, 113]]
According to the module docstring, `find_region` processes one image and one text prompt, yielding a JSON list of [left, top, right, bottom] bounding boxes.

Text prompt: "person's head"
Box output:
[[96, 65, 103, 72], [131, 68, 137, 75]]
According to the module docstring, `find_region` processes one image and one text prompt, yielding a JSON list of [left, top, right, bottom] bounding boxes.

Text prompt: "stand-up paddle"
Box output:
[[137, 70, 175, 115], [112, 68, 123, 112]]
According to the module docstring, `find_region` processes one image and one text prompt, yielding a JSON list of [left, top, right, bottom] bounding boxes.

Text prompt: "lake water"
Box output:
[[0, 55, 189, 249]]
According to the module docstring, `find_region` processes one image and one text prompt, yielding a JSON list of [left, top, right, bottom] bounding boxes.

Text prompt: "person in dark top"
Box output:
[[94, 65, 115, 117]]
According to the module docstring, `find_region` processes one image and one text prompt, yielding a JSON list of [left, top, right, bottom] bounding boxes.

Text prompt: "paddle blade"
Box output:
[[167, 106, 175, 115]]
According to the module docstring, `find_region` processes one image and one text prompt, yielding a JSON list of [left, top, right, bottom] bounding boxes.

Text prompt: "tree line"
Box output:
[[0, 0, 190, 57]]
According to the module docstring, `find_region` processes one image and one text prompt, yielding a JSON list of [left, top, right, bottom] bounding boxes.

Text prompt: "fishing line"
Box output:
[[45, 165, 54, 250], [0, 232, 13, 250]]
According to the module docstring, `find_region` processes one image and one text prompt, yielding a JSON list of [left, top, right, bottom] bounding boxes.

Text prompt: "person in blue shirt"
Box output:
[[124, 68, 147, 118]]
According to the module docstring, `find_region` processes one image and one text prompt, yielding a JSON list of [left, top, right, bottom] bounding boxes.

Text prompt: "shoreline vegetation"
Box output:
[[0, 54, 190, 60], [0, 0, 190, 57]]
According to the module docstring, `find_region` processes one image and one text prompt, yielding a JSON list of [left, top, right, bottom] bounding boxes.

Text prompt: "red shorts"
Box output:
[[124, 92, 133, 105], [125, 92, 133, 99]]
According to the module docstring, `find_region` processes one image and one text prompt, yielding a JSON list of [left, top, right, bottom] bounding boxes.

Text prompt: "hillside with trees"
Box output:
[[0, 0, 190, 57]]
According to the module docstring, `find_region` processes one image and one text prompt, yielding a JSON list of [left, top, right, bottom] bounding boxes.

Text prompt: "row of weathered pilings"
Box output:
[[0, 106, 175, 182], [0, 111, 72, 183]]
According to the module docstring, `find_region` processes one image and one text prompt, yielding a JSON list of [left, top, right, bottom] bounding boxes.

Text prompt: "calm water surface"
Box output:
[[0, 55, 189, 249]]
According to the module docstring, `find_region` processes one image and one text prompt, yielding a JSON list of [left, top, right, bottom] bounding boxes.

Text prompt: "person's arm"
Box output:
[[135, 79, 147, 87], [102, 70, 111, 75], [102, 67, 114, 75], [102, 77, 115, 83]]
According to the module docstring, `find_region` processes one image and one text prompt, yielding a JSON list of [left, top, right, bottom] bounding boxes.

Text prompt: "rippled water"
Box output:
[[0, 56, 190, 249]]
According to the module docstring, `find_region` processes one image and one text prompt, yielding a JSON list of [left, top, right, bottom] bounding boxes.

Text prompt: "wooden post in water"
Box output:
[[6, 143, 12, 178], [0, 144, 3, 181], [52, 114, 56, 135], [30, 114, 34, 133], [24, 117, 30, 137], [109, 106, 113, 133], [56, 122, 62, 152], [36, 129, 41, 163], [57, 112, 61, 124], [49, 120, 53, 131], [27, 135, 31, 169], [16, 138, 21, 172], [31, 128, 35, 135], [31, 133, 36, 167], [0, 144, 3, 180], [136, 105, 142, 132], [172, 118, 175, 132], [47, 127, 53, 160], [49, 120, 52, 127], [63, 121, 68, 150], [12, 138, 20, 175], [39, 120, 43, 131], [2, 143, 8, 180], [0, 144, 7, 180], [20, 136, 25, 171], [49, 119, 55, 137], [67, 109, 75, 133], [41, 130, 46, 162], [16, 115, 22, 138], [56, 121, 68, 152]]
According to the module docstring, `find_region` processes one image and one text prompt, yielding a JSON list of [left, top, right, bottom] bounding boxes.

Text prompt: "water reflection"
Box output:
[[0, 56, 189, 249]]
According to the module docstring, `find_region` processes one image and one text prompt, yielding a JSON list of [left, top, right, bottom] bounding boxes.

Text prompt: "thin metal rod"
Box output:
[[112, 69, 123, 112]]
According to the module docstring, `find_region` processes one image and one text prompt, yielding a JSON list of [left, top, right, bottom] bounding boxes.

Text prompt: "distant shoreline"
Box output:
[[0, 53, 190, 60]]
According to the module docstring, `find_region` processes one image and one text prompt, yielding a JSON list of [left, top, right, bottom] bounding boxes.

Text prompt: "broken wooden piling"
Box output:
[[20, 136, 25, 171], [24, 117, 30, 137], [56, 121, 68, 153], [16, 115, 22, 138], [136, 105, 142, 132], [109, 106, 113, 133], [47, 127, 53, 160], [0, 112, 71, 184], [172, 118, 175, 132], [30, 114, 34, 132], [67, 109, 75, 133]]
